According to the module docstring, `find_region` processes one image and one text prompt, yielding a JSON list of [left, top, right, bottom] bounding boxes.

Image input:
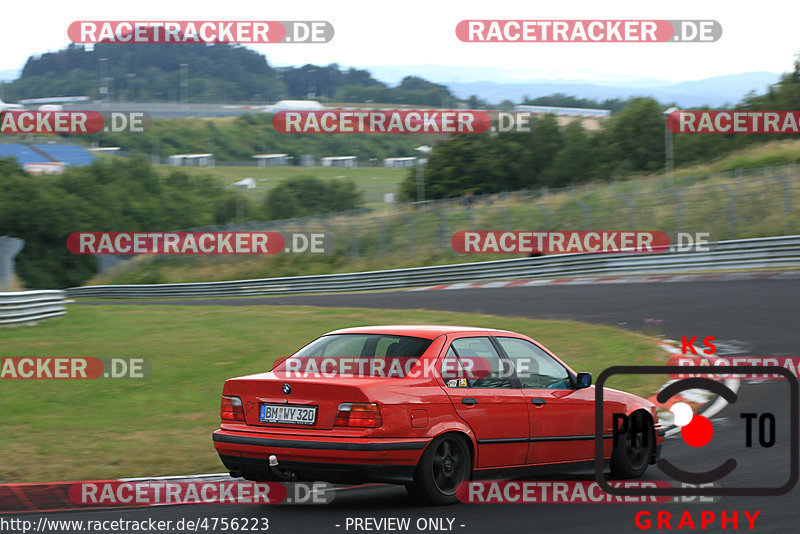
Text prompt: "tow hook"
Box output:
[[268, 454, 296, 481]]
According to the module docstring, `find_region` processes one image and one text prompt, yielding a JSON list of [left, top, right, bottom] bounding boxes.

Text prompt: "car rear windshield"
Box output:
[[274, 334, 433, 378]]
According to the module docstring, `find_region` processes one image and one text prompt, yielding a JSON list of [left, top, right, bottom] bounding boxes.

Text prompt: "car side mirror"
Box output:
[[575, 372, 592, 388]]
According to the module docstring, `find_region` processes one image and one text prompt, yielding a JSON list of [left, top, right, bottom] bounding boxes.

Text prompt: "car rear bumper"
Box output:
[[218, 454, 418, 484], [213, 430, 428, 484]]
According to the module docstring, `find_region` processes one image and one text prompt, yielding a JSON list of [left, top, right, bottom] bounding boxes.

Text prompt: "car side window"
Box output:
[[449, 337, 512, 389], [441, 347, 468, 387], [496, 337, 572, 389]]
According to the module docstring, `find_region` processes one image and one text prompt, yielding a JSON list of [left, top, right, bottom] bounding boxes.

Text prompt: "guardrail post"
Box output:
[[378, 217, 387, 256], [718, 184, 736, 236], [404, 213, 415, 256], [0, 236, 24, 291], [349, 222, 359, 261], [620, 194, 635, 231], [433, 209, 451, 255], [316, 216, 334, 257], [670, 189, 684, 234], [775, 174, 793, 234], [536, 204, 551, 230], [576, 200, 591, 230], [501, 206, 511, 231]]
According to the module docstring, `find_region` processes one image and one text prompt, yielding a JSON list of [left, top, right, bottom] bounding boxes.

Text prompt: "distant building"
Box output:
[[0, 143, 95, 174], [514, 105, 611, 118], [264, 100, 325, 113], [321, 156, 357, 168], [383, 157, 417, 168], [23, 162, 66, 175], [34, 144, 96, 166], [0, 144, 51, 166], [299, 155, 316, 167], [253, 154, 291, 167], [167, 154, 215, 167]]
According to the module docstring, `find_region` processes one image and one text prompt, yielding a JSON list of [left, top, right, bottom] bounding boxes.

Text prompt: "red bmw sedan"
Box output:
[[213, 325, 664, 504]]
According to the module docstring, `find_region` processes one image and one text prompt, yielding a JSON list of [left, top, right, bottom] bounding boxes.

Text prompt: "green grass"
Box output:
[[0, 304, 666, 482], [683, 139, 800, 174], [153, 163, 408, 208]]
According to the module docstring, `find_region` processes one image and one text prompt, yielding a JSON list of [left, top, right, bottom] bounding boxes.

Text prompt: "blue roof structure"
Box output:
[[0, 143, 96, 167], [0, 144, 49, 165], [33, 144, 96, 166]]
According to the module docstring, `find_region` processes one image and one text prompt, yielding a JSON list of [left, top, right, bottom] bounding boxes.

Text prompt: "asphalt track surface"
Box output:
[[27, 279, 800, 533]]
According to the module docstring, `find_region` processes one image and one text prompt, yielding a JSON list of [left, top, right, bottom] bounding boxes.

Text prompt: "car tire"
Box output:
[[609, 410, 654, 479], [407, 434, 471, 505]]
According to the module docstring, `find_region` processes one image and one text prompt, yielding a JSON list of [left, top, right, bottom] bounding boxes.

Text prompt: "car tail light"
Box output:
[[335, 402, 382, 428], [221, 395, 245, 422]]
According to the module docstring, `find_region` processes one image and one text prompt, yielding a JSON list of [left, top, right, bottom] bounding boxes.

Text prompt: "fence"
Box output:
[[94, 163, 800, 276], [0, 290, 67, 326], [69, 235, 800, 299]]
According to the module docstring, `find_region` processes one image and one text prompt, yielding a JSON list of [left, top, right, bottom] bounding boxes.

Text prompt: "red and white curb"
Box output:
[[408, 270, 800, 292]]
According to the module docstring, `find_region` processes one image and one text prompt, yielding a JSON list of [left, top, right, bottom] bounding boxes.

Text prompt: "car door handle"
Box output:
[[462, 398, 478, 405], [530, 398, 546, 405]]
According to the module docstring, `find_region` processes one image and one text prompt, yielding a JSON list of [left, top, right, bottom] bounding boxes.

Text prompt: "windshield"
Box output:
[[273, 333, 433, 378]]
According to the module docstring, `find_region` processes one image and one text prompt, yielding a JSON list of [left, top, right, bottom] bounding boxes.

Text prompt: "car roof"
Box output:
[[325, 325, 518, 339]]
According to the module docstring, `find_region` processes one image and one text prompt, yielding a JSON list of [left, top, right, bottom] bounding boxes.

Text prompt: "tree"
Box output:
[[519, 114, 563, 187], [544, 121, 599, 186], [263, 176, 363, 219], [0, 157, 250, 288], [602, 98, 665, 174], [467, 95, 488, 109]]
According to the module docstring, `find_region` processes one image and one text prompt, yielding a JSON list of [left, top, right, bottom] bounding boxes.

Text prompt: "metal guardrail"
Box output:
[[0, 290, 68, 325], [65, 236, 800, 300]]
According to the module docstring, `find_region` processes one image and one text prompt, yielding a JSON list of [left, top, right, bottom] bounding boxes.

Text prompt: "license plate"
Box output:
[[260, 403, 317, 425]]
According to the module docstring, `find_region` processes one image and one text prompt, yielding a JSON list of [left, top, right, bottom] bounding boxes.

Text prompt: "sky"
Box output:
[[1, 0, 798, 83]]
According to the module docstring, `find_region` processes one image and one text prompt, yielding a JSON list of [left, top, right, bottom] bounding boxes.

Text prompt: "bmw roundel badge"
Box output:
[[282, 383, 291, 395]]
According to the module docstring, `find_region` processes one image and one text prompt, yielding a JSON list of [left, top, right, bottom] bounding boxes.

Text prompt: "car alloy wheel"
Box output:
[[408, 434, 471, 505]]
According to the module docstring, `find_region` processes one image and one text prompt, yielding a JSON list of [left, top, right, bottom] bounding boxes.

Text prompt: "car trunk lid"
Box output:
[[224, 372, 381, 431]]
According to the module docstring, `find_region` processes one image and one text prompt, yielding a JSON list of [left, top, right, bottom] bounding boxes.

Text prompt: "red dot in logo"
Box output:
[[681, 414, 714, 447]]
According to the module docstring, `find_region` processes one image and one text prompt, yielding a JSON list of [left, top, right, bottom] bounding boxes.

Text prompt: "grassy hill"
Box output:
[[90, 139, 800, 286]]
